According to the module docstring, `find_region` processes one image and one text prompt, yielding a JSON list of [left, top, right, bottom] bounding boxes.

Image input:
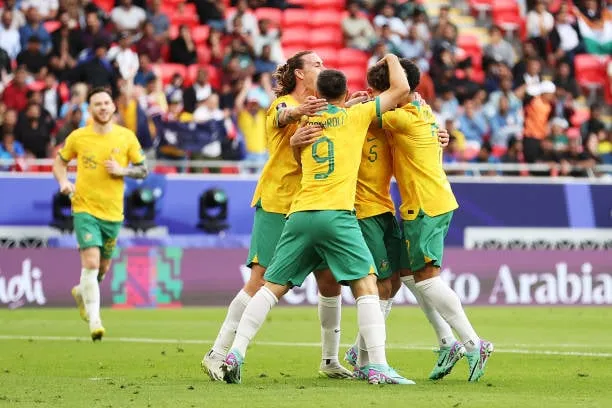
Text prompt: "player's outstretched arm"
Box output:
[[376, 54, 410, 114], [52, 154, 75, 195], [105, 158, 149, 179], [277, 96, 327, 128]]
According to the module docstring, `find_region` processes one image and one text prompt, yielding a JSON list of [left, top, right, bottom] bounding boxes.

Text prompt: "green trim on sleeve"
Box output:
[[58, 152, 70, 163], [375, 96, 382, 128]]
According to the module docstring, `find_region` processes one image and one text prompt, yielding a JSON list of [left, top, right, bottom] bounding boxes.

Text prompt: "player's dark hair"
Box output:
[[316, 69, 347, 101], [366, 58, 420, 93], [87, 86, 113, 104], [273, 50, 313, 97]]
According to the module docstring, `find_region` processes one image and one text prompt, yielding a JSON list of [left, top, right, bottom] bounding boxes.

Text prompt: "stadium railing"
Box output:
[[1, 159, 611, 178]]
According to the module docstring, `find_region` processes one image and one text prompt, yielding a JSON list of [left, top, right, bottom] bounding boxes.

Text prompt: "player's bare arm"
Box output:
[[277, 96, 327, 127], [290, 124, 324, 165], [52, 154, 75, 195], [104, 158, 149, 179], [345, 90, 369, 107], [376, 54, 411, 114]]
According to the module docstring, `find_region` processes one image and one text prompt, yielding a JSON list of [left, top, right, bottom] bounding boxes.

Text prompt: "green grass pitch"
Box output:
[[1, 307, 611, 408]]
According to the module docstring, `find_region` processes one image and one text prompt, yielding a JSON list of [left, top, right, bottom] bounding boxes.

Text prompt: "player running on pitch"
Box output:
[[221, 55, 414, 385], [203, 51, 353, 380], [372, 59, 494, 382], [53, 87, 148, 341]]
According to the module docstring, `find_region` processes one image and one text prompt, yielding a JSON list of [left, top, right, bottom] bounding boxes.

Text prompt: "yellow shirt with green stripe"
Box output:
[[58, 124, 146, 222], [383, 101, 458, 221], [289, 97, 380, 215], [251, 94, 302, 214], [355, 122, 395, 220]]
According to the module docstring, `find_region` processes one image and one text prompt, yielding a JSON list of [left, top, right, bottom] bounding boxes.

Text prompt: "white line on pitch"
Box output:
[[0, 335, 611, 358]]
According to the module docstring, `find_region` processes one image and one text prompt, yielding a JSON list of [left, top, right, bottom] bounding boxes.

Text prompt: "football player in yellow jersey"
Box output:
[[371, 59, 494, 382], [52, 87, 148, 341], [222, 55, 415, 385], [203, 51, 354, 381]]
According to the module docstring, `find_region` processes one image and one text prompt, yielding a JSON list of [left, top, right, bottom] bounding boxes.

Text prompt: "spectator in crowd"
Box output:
[[164, 72, 184, 100], [183, 67, 213, 114], [195, 0, 226, 32], [439, 86, 459, 123], [470, 141, 501, 175], [549, 117, 570, 154], [500, 136, 525, 176], [21, 0, 58, 21], [458, 98, 488, 151], [54, 104, 81, 145], [42, 71, 62, 119], [81, 10, 111, 51], [111, 0, 147, 33], [343, 1, 376, 51], [374, 3, 407, 37], [169, 25, 197, 66], [483, 26, 516, 69], [526, 0, 554, 58], [444, 118, 466, 165], [514, 56, 542, 97], [147, 0, 169, 40], [560, 135, 600, 177], [226, 0, 258, 37], [235, 75, 273, 162], [581, 103, 607, 142], [548, 7, 582, 69], [0, 9, 21, 60], [523, 81, 556, 163], [24, 88, 55, 131], [14, 102, 52, 158], [19, 7, 51, 54], [376, 24, 402, 55], [553, 60, 580, 98], [108, 31, 139, 80], [207, 27, 225, 66], [136, 21, 163, 63], [485, 72, 522, 118], [367, 41, 389, 68], [489, 94, 523, 149], [1, 109, 18, 135], [410, 9, 431, 44], [69, 40, 115, 90], [432, 5, 457, 42], [17, 35, 48, 79], [0, 130, 25, 168], [415, 60, 435, 104], [49, 14, 82, 80], [134, 54, 156, 86], [59, 82, 88, 127], [552, 84, 575, 123], [253, 19, 283, 64], [0, 0, 26, 29], [399, 25, 425, 62], [453, 59, 480, 102], [2, 66, 29, 111], [254, 44, 278, 75]]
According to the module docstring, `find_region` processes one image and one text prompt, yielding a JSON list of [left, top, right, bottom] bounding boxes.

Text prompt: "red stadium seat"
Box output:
[[457, 35, 483, 70], [310, 9, 342, 29], [281, 27, 310, 48], [196, 46, 211, 64], [281, 46, 305, 60], [312, 47, 339, 68], [92, 0, 114, 13], [255, 7, 283, 26], [192, 25, 210, 45], [343, 65, 367, 90], [206, 65, 221, 89], [337, 48, 369, 68], [171, 15, 199, 27], [308, 28, 343, 48], [283, 9, 311, 28], [574, 54, 608, 87], [154, 63, 186, 86], [43, 21, 61, 33], [468, 0, 493, 19], [309, 0, 346, 11], [154, 165, 178, 174], [570, 110, 590, 127]]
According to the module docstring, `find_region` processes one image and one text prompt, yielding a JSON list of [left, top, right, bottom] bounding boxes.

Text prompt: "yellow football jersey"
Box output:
[[289, 98, 380, 214], [58, 124, 146, 222], [383, 101, 458, 220], [354, 123, 395, 219], [250, 94, 302, 214]]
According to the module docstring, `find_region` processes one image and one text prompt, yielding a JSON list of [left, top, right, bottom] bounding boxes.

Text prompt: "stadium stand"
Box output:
[[0, 0, 609, 177]]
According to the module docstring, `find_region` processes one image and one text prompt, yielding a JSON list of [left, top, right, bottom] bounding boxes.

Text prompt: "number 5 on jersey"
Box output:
[[312, 136, 335, 179]]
